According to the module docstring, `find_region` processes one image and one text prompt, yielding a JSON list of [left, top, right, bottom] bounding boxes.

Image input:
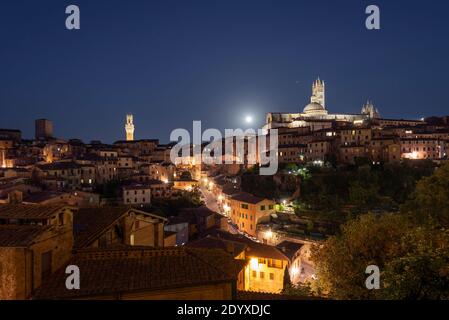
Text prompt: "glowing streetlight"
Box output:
[[250, 258, 259, 270], [266, 230, 273, 238], [291, 266, 299, 276], [245, 115, 253, 124]]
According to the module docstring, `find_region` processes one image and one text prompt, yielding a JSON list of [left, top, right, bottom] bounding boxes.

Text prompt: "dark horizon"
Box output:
[[1, 0, 449, 143]]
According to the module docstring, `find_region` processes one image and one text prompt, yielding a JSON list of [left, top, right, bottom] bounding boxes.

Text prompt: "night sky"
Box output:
[[1, 0, 449, 143]]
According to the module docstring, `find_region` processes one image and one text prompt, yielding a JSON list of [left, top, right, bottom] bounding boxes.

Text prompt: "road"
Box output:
[[201, 186, 220, 213], [200, 184, 317, 283], [200, 186, 239, 234]]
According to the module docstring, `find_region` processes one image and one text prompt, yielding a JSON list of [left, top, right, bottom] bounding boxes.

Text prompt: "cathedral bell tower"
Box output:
[[125, 114, 135, 141], [311, 78, 325, 108]]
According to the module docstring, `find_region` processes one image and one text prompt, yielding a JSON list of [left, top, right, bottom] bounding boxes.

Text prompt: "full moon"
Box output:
[[245, 115, 253, 123]]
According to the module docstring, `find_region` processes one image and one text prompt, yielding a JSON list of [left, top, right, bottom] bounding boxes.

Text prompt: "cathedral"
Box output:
[[263, 78, 380, 130]]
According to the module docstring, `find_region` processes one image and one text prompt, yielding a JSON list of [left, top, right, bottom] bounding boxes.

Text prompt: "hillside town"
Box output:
[[1, 79, 449, 300]]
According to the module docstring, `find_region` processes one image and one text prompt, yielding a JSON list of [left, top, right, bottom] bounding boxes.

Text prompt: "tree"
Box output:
[[311, 213, 410, 299], [312, 213, 449, 299], [402, 162, 449, 227], [382, 227, 449, 299]]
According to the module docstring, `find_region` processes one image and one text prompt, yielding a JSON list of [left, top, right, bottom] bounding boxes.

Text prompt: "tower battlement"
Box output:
[[125, 114, 135, 141]]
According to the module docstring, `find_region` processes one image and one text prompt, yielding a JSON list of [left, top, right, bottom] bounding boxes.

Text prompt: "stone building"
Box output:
[[0, 205, 74, 299], [73, 206, 167, 249]]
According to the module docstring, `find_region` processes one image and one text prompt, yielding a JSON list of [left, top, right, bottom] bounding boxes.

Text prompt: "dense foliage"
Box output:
[[311, 162, 449, 300], [300, 161, 435, 211]]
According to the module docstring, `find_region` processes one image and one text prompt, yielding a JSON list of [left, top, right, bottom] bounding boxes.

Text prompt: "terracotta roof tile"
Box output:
[[230, 192, 268, 204], [33, 247, 245, 299], [0, 204, 68, 219], [0, 225, 49, 247], [73, 207, 167, 249]]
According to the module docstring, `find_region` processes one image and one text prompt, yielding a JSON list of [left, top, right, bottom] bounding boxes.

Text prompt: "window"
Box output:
[[269, 273, 274, 280], [58, 213, 64, 226], [268, 259, 283, 269], [241, 204, 249, 209], [260, 205, 266, 211], [252, 271, 257, 278], [269, 205, 274, 210], [260, 272, 265, 279]]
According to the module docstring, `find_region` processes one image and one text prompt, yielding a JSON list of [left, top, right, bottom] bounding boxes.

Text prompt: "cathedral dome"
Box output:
[[303, 102, 327, 115]]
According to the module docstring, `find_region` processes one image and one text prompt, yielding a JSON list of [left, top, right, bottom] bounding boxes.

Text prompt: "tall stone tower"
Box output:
[[311, 78, 325, 108], [125, 114, 135, 141]]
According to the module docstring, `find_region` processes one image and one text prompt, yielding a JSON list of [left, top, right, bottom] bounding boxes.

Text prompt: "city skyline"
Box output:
[[1, 0, 449, 143]]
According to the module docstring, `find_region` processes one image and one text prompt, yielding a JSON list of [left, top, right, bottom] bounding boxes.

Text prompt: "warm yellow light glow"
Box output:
[[218, 195, 223, 201], [163, 178, 169, 184], [405, 151, 419, 160], [266, 230, 273, 238], [250, 258, 259, 270], [291, 267, 299, 276]]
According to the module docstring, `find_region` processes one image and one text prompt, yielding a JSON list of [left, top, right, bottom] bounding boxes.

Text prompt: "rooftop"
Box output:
[[275, 240, 304, 261], [230, 192, 269, 204], [0, 204, 68, 219], [33, 247, 245, 299], [0, 225, 49, 247], [207, 230, 288, 261], [187, 236, 247, 258], [73, 206, 166, 249]]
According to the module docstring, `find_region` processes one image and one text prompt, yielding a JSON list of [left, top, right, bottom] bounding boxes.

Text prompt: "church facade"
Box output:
[[263, 78, 380, 130]]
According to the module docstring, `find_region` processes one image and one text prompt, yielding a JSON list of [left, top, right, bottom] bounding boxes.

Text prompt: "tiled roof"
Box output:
[[33, 247, 245, 299], [0, 204, 68, 219], [37, 162, 81, 171], [73, 207, 166, 249], [275, 241, 303, 261], [179, 206, 218, 218], [0, 225, 49, 247], [73, 207, 133, 248], [230, 192, 268, 204], [206, 230, 288, 261], [187, 236, 247, 258], [23, 192, 67, 204]]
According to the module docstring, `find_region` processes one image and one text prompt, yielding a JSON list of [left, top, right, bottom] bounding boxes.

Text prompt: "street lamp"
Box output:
[[266, 230, 273, 239], [250, 258, 259, 270]]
